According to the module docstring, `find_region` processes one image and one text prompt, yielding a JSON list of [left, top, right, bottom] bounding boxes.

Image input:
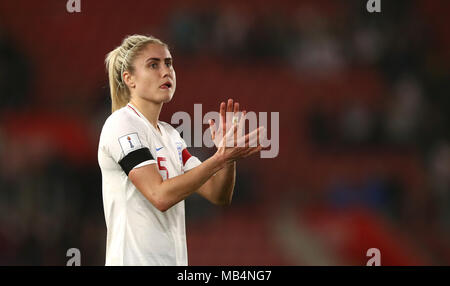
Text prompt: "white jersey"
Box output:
[[98, 103, 201, 266]]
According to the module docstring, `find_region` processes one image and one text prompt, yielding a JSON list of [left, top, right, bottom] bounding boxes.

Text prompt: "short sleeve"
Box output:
[[103, 112, 156, 175], [179, 136, 202, 172]]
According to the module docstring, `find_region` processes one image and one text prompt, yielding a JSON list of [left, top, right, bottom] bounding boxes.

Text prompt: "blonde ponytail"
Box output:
[[105, 34, 168, 113]]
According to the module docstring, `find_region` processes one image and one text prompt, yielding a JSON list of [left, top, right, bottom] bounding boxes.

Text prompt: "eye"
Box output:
[[149, 62, 158, 69], [165, 62, 172, 68]]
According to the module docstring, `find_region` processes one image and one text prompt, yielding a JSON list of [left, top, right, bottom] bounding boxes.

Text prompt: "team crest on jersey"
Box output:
[[176, 142, 183, 165], [118, 133, 142, 155]]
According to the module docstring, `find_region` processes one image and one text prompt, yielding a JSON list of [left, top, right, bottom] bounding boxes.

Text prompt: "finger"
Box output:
[[236, 128, 255, 147], [237, 110, 246, 127], [238, 146, 255, 157], [232, 103, 240, 128], [219, 101, 226, 139], [226, 99, 233, 128], [227, 147, 245, 160], [247, 125, 266, 147], [242, 146, 263, 158], [227, 98, 233, 113], [257, 124, 261, 146], [233, 123, 238, 147], [234, 145, 261, 160], [237, 126, 264, 147], [250, 126, 265, 147], [224, 122, 239, 147], [209, 119, 216, 141], [221, 118, 240, 148], [258, 125, 267, 147], [248, 128, 260, 147], [233, 103, 239, 146], [236, 110, 247, 145], [220, 102, 226, 124], [225, 99, 234, 141], [230, 119, 260, 147]]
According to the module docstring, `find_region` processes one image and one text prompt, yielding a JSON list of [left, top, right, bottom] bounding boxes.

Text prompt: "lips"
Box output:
[[160, 81, 172, 89]]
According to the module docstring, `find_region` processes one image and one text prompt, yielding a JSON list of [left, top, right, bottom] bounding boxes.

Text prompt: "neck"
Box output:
[[129, 97, 163, 130]]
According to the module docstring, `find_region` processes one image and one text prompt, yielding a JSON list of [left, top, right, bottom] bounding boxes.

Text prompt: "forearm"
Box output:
[[196, 161, 236, 205], [211, 162, 236, 204], [155, 155, 225, 211]]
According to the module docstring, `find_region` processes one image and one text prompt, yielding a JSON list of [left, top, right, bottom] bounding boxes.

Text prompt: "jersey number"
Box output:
[[157, 157, 169, 180]]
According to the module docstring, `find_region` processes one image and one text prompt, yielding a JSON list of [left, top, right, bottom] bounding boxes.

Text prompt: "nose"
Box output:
[[161, 64, 172, 78]]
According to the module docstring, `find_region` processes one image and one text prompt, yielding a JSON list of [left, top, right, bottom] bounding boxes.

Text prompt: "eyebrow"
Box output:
[[145, 57, 172, 63]]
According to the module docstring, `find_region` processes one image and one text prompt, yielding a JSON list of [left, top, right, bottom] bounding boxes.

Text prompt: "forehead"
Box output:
[[137, 43, 171, 60]]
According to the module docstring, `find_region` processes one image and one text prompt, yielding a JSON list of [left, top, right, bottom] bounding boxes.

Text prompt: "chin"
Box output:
[[145, 90, 174, 104], [162, 92, 174, 103]]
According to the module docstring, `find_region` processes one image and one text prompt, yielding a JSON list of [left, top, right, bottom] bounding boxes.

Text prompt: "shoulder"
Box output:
[[102, 106, 146, 134], [159, 121, 181, 137], [158, 121, 176, 132], [99, 106, 149, 148], [104, 106, 140, 127]]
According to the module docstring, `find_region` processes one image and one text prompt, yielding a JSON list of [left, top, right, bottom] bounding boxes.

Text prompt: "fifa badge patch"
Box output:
[[118, 133, 142, 155]]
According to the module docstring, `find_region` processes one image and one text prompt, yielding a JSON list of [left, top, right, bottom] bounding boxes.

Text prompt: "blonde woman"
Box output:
[[98, 35, 264, 266]]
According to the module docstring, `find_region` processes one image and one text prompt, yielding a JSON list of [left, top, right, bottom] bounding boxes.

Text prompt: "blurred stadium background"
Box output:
[[0, 0, 449, 265]]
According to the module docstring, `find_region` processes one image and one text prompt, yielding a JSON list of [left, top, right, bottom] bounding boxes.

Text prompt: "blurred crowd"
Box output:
[[0, 0, 449, 265]]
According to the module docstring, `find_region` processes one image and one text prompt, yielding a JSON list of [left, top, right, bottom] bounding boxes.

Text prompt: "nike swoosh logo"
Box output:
[[156, 147, 164, 151]]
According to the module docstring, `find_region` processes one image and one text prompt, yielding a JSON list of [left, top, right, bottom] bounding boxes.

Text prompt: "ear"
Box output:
[[123, 71, 136, 89]]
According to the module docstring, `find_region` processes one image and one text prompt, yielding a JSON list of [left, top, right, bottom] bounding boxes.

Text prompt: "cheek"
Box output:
[[138, 71, 157, 89]]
